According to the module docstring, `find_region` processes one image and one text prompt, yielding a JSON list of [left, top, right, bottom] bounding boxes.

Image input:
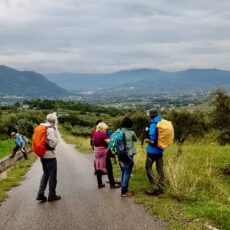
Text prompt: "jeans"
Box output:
[[145, 153, 165, 191], [119, 154, 134, 194], [38, 158, 57, 198]]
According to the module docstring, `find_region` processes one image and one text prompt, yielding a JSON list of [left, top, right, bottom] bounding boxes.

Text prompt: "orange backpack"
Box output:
[[32, 125, 48, 157]]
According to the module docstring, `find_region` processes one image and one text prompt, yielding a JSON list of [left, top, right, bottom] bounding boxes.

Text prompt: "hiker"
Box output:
[[90, 119, 102, 150], [93, 122, 110, 188], [36, 113, 61, 202], [145, 108, 165, 195], [10, 131, 28, 160], [119, 117, 137, 197], [92, 120, 120, 188]]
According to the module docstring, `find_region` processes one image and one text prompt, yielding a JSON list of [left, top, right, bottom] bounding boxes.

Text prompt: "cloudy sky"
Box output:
[[1, 0, 230, 73]]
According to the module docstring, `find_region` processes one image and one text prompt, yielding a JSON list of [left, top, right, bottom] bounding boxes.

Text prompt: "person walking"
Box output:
[[36, 113, 61, 202], [93, 122, 110, 188], [145, 108, 165, 196], [119, 117, 137, 197], [10, 131, 28, 160]]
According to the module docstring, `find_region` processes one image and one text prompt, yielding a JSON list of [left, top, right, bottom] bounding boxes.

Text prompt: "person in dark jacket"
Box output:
[[145, 108, 165, 195]]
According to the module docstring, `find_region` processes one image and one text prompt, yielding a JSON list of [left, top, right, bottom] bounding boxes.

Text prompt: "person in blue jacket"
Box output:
[[10, 131, 28, 160], [144, 108, 165, 195]]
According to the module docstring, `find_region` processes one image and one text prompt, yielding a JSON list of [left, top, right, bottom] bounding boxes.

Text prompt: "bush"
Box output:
[[217, 129, 230, 146]]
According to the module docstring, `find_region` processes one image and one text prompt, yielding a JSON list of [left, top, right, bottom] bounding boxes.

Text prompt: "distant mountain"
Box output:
[[45, 68, 230, 97], [0, 65, 71, 98]]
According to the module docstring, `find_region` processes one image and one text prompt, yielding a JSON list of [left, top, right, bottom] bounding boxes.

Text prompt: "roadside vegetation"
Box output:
[[0, 154, 37, 202], [0, 139, 14, 160], [0, 89, 229, 229]]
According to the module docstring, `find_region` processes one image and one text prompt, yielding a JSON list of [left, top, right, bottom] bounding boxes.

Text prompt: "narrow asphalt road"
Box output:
[[0, 137, 164, 230]]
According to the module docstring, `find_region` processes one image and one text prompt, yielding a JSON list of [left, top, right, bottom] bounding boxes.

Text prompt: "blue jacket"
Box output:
[[15, 133, 24, 147], [146, 115, 164, 154]]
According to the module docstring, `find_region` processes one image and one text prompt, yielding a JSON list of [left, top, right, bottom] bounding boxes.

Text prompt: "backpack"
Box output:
[[108, 129, 126, 155], [32, 125, 49, 157], [157, 119, 174, 149]]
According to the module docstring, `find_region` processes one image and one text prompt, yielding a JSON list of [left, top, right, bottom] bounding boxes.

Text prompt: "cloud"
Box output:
[[0, 0, 230, 73]]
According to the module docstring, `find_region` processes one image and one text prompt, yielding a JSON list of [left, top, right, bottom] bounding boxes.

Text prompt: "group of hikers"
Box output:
[[91, 108, 168, 197], [10, 108, 172, 202]]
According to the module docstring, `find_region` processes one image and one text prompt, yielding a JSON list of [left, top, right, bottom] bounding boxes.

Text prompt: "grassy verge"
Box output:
[[59, 126, 92, 153], [0, 139, 14, 159], [0, 154, 37, 202], [128, 142, 230, 230], [60, 126, 230, 229]]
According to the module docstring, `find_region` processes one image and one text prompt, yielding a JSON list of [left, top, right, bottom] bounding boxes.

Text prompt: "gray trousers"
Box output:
[[145, 153, 165, 191], [38, 158, 57, 197]]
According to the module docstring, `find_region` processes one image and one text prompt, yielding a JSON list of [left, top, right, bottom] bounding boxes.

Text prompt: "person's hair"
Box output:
[[96, 122, 108, 132], [46, 113, 58, 124], [11, 132, 16, 137], [121, 117, 133, 128], [96, 119, 102, 125]]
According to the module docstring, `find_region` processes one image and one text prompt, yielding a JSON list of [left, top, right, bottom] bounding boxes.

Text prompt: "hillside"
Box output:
[[0, 65, 71, 98], [46, 68, 230, 97]]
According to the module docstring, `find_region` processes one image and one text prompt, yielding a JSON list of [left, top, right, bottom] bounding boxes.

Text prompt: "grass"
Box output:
[[129, 142, 230, 230], [60, 126, 230, 229], [0, 139, 14, 159], [58, 126, 92, 153], [0, 154, 37, 202]]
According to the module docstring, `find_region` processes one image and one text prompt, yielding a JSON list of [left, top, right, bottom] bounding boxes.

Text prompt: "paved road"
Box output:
[[0, 137, 164, 230]]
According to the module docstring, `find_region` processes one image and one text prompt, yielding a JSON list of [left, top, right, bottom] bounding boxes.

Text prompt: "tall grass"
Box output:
[[132, 142, 230, 229]]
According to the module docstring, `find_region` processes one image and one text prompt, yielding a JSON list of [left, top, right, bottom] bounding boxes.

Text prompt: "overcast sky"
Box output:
[[1, 0, 230, 73]]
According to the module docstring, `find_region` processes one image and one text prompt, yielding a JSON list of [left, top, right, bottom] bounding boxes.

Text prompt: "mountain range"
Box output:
[[46, 68, 230, 97], [0, 65, 70, 98], [0, 65, 229, 100]]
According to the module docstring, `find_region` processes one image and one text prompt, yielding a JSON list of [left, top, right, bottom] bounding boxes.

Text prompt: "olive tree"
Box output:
[[170, 110, 207, 156]]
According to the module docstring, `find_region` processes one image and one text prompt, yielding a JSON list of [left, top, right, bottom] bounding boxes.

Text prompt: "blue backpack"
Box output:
[[108, 129, 126, 155]]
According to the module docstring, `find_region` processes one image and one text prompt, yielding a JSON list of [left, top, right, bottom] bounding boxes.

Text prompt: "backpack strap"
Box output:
[[45, 126, 55, 151]]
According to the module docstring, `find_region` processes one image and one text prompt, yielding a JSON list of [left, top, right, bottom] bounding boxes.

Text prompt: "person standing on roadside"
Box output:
[[119, 117, 137, 197], [145, 108, 165, 196], [36, 113, 61, 202], [93, 122, 110, 188]]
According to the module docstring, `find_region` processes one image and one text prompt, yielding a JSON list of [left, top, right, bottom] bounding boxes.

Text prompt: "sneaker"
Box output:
[[110, 184, 120, 189], [98, 184, 105, 189], [36, 195, 47, 202], [121, 191, 134, 197], [48, 195, 61, 202]]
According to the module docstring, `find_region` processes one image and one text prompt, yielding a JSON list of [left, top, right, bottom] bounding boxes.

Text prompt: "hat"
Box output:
[[148, 108, 158, 117]]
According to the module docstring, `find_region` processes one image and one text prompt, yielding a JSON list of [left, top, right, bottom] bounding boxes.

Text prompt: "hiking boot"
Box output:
[[98, 184, 105, 189], [110, 183, 120, 189], [48, 195, 61, 202], [36, 195, 47, 202], [121, 191, 134, 197]]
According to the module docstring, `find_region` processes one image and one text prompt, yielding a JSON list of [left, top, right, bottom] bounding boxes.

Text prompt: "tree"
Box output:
[[210, 89, 230, 145], [170, 110, 207, 156]]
